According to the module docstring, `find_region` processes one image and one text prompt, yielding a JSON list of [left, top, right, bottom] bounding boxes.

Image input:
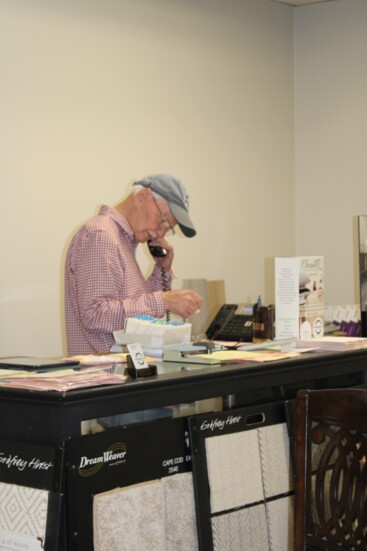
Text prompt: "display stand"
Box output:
[[0, 439, 64, 551], [0, 349, 366, 549], [188, 402, 294, 551], [66, 417, 195, 550]]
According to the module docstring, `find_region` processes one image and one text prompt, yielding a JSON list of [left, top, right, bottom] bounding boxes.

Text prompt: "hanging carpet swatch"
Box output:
[[212, 503, 269, 551], [0, 482, 49, 541], [93, 473, 198, 551], [202, 422, 294, 550], [205, 430, 263, 513], [93, 480, 165, 551], [266, 496, 294, 551], [258, 423, 293, 498], [161, 472, 198, 551]]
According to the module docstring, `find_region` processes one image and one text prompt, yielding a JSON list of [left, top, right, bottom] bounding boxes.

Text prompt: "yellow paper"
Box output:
[[202, 350, 300, 363]]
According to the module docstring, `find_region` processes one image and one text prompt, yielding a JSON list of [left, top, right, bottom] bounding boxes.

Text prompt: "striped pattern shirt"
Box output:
[[64, 205, 171, 355]]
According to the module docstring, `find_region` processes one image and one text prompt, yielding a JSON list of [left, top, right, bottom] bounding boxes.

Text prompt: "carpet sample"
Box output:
[[94, 473, 198, 551], [0, 482, 49, 541], [93, 480, 166, 551], [161, 472, 198, 551], [266, 496, 294, 551], [258, 423, 293, 498], [212, 503, 269, 551], [205, 429, 263, 513]]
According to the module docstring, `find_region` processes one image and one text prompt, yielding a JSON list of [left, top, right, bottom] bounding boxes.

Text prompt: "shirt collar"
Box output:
[[99, 205, 135, 242]]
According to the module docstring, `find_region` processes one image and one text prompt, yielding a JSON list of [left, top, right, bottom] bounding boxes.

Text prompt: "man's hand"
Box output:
[[163, 290, 202, 319]]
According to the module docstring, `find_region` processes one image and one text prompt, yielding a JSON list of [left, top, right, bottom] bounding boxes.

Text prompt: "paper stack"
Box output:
[[296, 336, 367, 351], [112, 316, 192, 357]]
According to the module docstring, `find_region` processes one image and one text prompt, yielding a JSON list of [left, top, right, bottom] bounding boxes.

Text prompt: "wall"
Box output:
[[295, 0, 367, 307], [0, 0, 294, 356]]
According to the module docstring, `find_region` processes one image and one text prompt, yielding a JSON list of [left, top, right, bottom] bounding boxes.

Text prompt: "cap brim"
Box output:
[[170, 203, 196, 238]]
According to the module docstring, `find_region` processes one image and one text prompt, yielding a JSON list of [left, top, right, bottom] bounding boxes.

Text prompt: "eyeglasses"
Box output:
[[152, 196, 175, 236]]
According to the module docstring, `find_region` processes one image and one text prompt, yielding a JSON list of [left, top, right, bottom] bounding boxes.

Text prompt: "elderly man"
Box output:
[[64, 173, 202, 355]]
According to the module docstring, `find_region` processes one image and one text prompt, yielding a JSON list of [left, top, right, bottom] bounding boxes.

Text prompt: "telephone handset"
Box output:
[[148, 240, 170, 320], [205, 304, 253, 342], [148, 240, 167, 258]]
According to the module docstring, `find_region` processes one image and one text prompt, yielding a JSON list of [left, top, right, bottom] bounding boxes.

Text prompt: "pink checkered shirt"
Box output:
[[64, 205, 171, 355]]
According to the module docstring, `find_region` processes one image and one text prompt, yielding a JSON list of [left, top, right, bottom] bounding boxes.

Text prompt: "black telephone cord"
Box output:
[[161, 267, 170, 321]]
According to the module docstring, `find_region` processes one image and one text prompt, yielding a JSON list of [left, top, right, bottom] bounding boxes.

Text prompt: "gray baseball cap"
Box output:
[[134, 173, 196, 237]]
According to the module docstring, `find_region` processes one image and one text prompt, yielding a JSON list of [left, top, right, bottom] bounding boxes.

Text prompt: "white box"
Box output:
[[275, 256, 324, 339], [113, 318, 192, 347]]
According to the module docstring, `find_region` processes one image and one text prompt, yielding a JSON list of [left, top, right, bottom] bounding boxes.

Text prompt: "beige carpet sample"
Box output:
[[161, 472, 198, 551], [94, 472, 198, 550], [212, 503, 269, 551], [0, 482, 49, 541], [93, 480, 166, 551], [205, 429, 263, 513]]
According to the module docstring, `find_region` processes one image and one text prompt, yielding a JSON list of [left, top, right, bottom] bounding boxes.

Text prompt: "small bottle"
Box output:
[[263, 305, 275, 340], [253, 296, 264, 343], [253, 298, 274, 342]]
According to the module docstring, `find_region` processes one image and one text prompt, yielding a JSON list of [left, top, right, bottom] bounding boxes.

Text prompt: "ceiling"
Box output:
[[270, 0, 339, 6]]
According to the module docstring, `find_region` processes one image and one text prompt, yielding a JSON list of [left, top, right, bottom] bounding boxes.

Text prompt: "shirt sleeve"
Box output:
[[71, 230, 166, 335]]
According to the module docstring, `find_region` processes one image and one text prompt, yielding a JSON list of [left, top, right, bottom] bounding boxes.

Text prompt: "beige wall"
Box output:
[[0, 0, 294, 356], [0, 0, 367, 355], [4, 0, 365, 357], [295, 0, 367, 307], [3, 0, 363, 357]]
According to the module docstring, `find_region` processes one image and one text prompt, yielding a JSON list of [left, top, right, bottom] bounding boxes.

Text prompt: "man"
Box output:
[[64, 173, 202, 355]]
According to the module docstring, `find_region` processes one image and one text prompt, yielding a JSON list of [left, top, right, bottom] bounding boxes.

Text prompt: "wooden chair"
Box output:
[[294, 388, 367, 550]]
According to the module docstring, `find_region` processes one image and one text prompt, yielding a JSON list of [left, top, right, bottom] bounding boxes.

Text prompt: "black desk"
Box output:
[[0, 348, 367, 550], [0, 348, 366, 447]]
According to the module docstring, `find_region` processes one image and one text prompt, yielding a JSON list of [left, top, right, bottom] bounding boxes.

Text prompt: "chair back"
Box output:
[[294, 388, 367, 550]]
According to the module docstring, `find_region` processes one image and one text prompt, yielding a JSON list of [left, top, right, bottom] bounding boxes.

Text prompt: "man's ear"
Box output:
[[134, 187, 151, 206]]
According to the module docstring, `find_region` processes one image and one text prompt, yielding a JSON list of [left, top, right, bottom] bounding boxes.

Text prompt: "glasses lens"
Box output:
[[153, 196, 175, 235]]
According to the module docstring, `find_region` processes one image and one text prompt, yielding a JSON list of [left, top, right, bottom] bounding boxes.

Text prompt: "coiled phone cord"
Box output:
[[161, 267, 170, 321]]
